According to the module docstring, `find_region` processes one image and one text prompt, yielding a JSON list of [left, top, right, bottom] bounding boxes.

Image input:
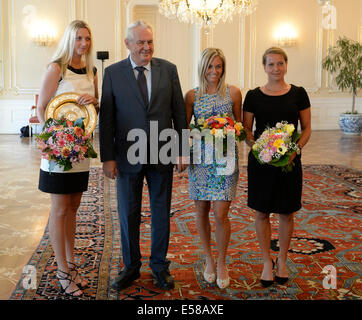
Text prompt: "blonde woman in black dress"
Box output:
[[37, 20, 98, 297], [242, 47, 311, 287]]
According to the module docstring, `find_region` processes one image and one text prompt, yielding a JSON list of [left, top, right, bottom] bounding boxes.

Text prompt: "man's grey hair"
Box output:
[[125, 20, 153, 41]]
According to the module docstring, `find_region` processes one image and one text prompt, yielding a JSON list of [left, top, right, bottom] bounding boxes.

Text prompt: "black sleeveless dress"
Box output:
[[242, 85, 311, 214]]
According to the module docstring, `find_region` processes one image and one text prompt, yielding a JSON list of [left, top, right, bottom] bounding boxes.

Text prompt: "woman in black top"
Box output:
[[242, 47, 311, 287]]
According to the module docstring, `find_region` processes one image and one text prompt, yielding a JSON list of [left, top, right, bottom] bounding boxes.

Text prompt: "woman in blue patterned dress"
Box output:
[[185, 48, 242, 289]]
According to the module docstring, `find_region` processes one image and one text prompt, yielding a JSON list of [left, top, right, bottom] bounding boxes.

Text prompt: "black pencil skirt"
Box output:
[[38, 169, 89, 194]]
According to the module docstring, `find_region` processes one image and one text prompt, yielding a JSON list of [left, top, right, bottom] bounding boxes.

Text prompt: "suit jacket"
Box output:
[[99, 57, 188, 173]]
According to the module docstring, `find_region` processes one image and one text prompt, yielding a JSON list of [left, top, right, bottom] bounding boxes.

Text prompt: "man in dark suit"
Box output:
[[99, 21, 188, 291]]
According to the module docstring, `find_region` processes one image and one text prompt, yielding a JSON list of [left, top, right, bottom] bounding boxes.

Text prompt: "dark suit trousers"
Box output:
[[116, 165, 173, 272]]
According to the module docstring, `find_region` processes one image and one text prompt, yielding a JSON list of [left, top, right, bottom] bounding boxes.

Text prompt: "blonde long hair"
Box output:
[[198, 48, 226, 97], [51, 20, 94, 80]]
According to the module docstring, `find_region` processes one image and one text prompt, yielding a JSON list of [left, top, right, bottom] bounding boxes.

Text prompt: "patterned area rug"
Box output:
[[10, 165, 361, 300]]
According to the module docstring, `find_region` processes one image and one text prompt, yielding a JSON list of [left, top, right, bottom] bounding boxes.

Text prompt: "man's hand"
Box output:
[[103, 160, 117, 179]]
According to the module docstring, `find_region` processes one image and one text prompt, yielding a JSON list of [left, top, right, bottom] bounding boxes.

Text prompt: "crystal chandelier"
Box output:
[[159, 0, 257, 33]]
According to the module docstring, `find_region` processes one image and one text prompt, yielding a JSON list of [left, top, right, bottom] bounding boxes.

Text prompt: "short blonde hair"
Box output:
[[198, 48, 226, 97], [51, 20, 94, 80], [262, 47, 288, 65]]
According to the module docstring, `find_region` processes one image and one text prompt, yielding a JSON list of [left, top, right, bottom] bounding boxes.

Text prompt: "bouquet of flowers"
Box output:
[[190, 114, 246, 152], [251, 121, 300, 172], [35, 117, 97, 172]]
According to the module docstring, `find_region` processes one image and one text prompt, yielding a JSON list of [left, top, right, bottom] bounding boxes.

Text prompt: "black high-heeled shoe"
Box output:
[[275, 258, 289, 285], [260, 259, 275, 288], [68, 261, 88, 290], [260, 279, 274, 288], [56, 270, 83, 297]]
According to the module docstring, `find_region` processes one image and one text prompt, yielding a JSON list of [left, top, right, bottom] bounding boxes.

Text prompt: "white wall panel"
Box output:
[[212, 17, 246, 89], [252, 0, 323, 91], [0, 0, 4, 94], [130, 2, 194, 93], [310, 97, 362, 130], [0, 0, 360, 134], [86, 0, 119, 82], [0, 99, 32, 133], [8, 0, 75, 95]]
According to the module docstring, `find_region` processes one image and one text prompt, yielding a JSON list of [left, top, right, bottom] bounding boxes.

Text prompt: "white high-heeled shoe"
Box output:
[[203, 270, 216, 283], [203, 262, 216, 283], [216, 269, 230, 289]]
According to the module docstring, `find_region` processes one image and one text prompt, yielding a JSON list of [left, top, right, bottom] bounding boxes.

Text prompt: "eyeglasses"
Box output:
[[136, 40, 153, 47]]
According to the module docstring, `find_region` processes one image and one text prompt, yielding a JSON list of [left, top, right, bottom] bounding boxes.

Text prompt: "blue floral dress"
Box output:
[[188, 85, 239, 201]]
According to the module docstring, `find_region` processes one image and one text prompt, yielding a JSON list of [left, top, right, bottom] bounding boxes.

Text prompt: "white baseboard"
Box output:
[[310, 97, 362, 130], [0, 99, 33, 134]]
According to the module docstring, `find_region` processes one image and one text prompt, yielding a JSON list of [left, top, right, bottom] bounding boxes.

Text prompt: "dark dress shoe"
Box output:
[[260, 279, 274, 288], [260, 259, 275, 288], [111, 268, 140, 291], [275, 275, 289, 285], [151, 269, 175, 290], [275, 258, 289, 285]]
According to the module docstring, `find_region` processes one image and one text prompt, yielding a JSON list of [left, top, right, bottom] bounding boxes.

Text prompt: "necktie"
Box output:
[[135, 66, 149, 108]]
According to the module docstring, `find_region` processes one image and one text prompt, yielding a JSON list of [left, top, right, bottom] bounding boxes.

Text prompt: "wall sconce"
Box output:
[[274, 23, 297, 47], [31, 20, 56, 46]]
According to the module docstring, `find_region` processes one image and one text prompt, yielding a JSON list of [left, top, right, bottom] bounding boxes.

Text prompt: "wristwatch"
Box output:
[[296, 144, 302, 155]]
